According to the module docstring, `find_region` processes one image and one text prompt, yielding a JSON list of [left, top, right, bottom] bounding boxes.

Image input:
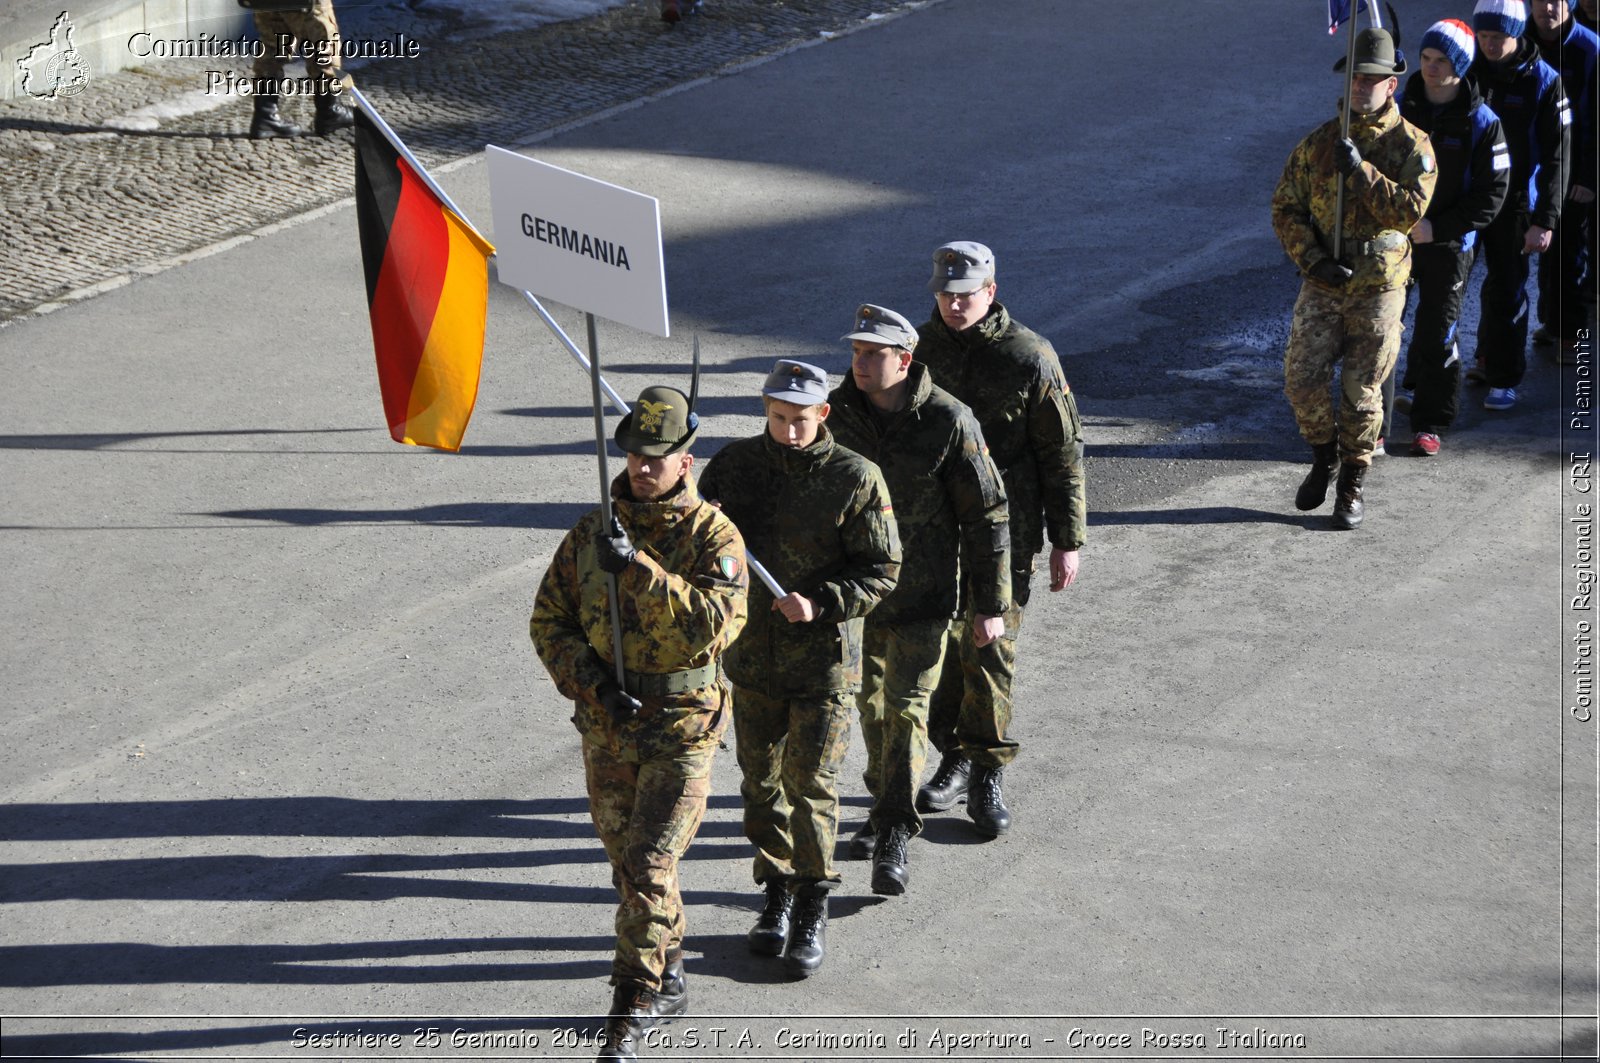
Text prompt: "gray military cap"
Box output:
[[762, 359, 830, 407], [927, 240, 996, 293], [841, 303, 919, 351]]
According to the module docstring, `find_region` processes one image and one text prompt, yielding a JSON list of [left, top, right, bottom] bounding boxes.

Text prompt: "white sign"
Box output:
[[486, 145, 669, 338]]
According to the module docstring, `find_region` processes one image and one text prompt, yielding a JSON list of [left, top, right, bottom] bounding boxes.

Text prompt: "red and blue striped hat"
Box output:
[[1421, 19, 1477, 76]]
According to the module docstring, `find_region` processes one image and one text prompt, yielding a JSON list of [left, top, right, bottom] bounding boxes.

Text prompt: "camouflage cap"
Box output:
[[1333, 28, 1407, 76], [841, 303, 918, 351], [927, 240, 995, 293], [615, 384, 698, 456], [761, 359, 830, 407]]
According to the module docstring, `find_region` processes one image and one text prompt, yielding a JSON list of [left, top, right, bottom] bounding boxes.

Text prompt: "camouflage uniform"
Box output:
[[1271, 99, 1437, 466], [529, 471, 747, 992], [252, 0, 350, 87], [696, 426, 899, 890], [915, 302, 1085, 769], [827, 362, 1010, 832]]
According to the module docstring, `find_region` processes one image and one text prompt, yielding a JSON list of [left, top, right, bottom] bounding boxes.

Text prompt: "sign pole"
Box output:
[[586, 311, 627, 686], [1333, 4, 1360, 261]]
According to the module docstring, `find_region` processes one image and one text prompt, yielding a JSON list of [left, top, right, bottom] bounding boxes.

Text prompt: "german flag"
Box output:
[[354, 107, 494, 452]]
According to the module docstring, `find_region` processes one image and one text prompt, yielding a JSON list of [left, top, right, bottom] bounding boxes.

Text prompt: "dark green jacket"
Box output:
[[828, 362, 1011, 623], [916, 302, 1087, 556], [697, 426, 900, 697]]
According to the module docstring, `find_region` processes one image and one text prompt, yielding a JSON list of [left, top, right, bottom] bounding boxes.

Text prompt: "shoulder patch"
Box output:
[[718, 555, 742, 582]]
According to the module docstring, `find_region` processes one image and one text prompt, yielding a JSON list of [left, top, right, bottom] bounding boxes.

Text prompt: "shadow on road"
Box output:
[[1093, 506, 1325, 528]]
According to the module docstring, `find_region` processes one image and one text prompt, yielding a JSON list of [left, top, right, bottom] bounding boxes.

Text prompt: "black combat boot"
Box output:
[[248, 84, 302, 140], [595, 983, 651, 1062], [846, 819, 875, 860], [870, 822, 911, 896], [967, 766, 1012, 837], [782, 887, 828, 979], [916, 751, 971, 812], [312, 81, 356, 134], [1295, 439, 1340, 511], [650, 950, 688, 1022], [1331, 462, 1366, 530], [747, 880, 792, 956]]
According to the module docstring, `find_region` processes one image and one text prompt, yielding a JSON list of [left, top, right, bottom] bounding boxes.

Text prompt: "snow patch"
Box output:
[[416, 0, 632, 40], [104, 89, 232, 131]]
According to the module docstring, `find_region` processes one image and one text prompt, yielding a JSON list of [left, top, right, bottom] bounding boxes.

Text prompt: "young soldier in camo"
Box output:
[[696, 360, 900, 979], [530, 384, 748, 1063], [1271, 28, 1436, 529], [915, 242, 1086, 837], [827, 304, 1011, 890]]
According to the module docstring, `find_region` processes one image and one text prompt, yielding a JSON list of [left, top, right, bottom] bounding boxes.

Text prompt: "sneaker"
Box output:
[[1533, 324, 1557, 347], [1483, 387, 1517, 411], [1410, 432, 1441, 457], [1465, 360, 1488, 385], [1372, 437, 1386, 457], [660, 0, 681, 21]]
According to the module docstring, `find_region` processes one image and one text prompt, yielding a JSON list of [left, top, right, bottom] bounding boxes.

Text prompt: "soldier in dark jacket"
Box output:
[[1465, 0, 1571, 410], [1528, 0, 1596, 360], [696, 360, 899, 979], [530, 384, 748, 1063], [914, 242, 1085, 835], [1382, 19, 1511, 456], [829, 303, 1010, 873]]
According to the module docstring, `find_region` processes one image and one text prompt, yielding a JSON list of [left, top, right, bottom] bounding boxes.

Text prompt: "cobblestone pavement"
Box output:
[[0, 0, 938, 323]]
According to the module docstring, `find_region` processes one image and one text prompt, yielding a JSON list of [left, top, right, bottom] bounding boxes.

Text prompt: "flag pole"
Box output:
[[348, 86, 483, 243], [1332, 3, 1360, 262], [353, 88, 783, 603], [354, 87, 632, 416], [586, 311, 628, 686]]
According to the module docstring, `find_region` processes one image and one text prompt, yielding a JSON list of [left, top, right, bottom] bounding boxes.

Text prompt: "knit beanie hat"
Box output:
[[1473, 0, 1528, 37], [1422, 19, 1477, 76]]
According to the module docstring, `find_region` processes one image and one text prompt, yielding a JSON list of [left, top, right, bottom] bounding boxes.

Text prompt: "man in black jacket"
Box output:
[[1384, 19, 1511, 455], [1466, 0, 1571, 412]]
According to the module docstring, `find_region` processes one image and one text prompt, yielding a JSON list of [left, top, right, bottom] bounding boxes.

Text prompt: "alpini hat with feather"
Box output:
[[1334, 27, 1407, 76], [615, 385, 698, 456]]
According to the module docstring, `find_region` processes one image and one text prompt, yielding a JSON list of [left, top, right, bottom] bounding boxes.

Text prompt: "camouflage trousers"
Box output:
[[1283, 281, 1406, 468], [857, 616, 950, 835], [732, 687, 854, 889], [252, 0, 351, 85], [926, 565, 1032, 770], [583, 735, 716, 991]]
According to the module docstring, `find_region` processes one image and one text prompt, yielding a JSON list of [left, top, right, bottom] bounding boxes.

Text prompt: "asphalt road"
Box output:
[[1, 0, 1594, 1058]]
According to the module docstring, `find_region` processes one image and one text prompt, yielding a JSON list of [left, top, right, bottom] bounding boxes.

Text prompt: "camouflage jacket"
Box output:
[[697, 426, 900, 698], [1271, 98, 1437, 293], [827, 361, 1011, 623], [916, 302, 1087, 556], [529, 471, 748, 758]]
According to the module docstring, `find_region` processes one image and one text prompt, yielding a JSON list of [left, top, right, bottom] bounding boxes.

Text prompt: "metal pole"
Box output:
[[1332, 3, 1360, 261], [586, 312, 627, 686], [356, 87, 779, 615], [748, 555, 787, 599], [348, 86, 480, 240], [524, 293, 631, 414]]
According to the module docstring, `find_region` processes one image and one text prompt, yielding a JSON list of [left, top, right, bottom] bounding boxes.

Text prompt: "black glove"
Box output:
[[1309, 259, 1353, 286], [595, 518, 636, 574], [596, 680, 642, 724], [1334, 137, 1362, 177]]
